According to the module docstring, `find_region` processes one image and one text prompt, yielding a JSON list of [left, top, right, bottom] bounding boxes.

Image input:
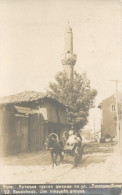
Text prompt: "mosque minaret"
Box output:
[[61, 22, 77, 82]]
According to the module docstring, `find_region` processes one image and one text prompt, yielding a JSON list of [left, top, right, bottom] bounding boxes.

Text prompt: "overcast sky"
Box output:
[[0, 0, 122, 130]]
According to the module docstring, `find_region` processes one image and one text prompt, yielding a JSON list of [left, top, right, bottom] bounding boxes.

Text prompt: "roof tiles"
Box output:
[[0, 91, 54, 105]]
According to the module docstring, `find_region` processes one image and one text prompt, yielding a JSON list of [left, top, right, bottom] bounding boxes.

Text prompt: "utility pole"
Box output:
[[93, 117, 95, 140], [110, 80, 122, 147]]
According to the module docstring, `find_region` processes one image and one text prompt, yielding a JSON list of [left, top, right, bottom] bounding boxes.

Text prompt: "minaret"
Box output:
[[61, 22, 77, 82]]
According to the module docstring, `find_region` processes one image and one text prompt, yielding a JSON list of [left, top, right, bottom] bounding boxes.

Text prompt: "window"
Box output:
[[110, 104, 116, 112]]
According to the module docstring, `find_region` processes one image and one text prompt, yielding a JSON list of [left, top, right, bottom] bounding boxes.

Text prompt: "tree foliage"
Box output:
[[48, 71, 97, 130]]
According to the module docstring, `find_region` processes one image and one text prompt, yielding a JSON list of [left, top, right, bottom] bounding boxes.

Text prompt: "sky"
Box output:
[[0, 0, 122, 130]]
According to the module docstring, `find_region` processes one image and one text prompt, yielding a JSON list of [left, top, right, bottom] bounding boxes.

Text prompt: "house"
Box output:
[[0, 91, 70, 155], [98, 94, 122, 142]]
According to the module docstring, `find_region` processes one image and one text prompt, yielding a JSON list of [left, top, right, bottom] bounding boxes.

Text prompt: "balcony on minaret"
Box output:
[[61, 53, 77, 66]]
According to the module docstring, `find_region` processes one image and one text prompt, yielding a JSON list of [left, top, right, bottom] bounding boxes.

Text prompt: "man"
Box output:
[[75, 131, 82, 141], [66, 130, 82, 155], [75, 131, 82, 147], [66, 130, 80, 145]]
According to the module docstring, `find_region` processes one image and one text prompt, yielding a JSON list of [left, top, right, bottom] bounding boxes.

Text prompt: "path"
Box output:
[[0, 142, 121, 184]]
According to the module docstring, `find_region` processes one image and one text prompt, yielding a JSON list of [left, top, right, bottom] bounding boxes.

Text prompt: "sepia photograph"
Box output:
[[0, 0, 122, 193]]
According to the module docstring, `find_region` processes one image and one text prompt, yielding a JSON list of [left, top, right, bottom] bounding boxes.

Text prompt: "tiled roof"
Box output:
[[0, 91, 64, 106]]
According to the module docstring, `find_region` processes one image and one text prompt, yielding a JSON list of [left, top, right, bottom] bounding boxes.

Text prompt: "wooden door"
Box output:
[[15, 116, 28, 153], [28, 114, 44, 152]]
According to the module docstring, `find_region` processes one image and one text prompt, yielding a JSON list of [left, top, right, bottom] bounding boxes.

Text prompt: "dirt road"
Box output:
[[0, 142, 122, 184]]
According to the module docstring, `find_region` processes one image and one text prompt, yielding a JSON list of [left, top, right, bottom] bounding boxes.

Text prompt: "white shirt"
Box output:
[[67, 135, 79, 144]]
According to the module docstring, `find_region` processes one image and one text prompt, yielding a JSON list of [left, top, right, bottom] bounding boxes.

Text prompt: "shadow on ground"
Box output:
[[0, 142, 115, 167]]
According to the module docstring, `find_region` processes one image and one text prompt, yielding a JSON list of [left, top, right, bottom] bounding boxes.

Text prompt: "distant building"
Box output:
[[0, 91, 70, 155], [81, 129, 91, 142], [98, 94, 122, 142]]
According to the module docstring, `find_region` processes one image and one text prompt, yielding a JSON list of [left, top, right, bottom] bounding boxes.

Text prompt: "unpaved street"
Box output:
[[0, 143, 122, 184]]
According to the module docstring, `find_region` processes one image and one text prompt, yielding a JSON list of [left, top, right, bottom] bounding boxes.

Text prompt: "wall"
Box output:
[[101, 95, 116, 138], [15, 114, 28, 153], [0, 107, 16, 155], [28, 113, 45, 152], [46, 101, 66, 124]]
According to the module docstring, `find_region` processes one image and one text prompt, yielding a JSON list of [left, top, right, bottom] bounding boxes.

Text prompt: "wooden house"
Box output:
[[0, 91, 70, 155]]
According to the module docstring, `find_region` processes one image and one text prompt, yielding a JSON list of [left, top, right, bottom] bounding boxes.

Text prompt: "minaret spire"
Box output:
[[61, 23, 77, 83]]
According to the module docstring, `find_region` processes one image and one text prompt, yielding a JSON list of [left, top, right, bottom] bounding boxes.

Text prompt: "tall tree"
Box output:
[[48, 71, 97, 130]]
